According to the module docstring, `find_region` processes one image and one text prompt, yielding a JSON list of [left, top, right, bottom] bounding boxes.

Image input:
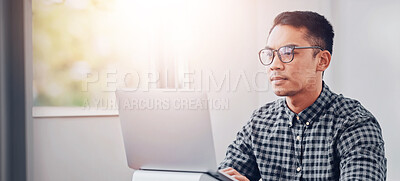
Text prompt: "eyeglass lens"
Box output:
[[260, 46, 294, 65]]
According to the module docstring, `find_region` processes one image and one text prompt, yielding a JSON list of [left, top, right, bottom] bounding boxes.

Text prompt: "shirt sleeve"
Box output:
[[337, 117, 387, 181], [218, 114, 261, 181]]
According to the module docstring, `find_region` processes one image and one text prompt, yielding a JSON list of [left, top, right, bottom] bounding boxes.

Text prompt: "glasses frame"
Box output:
[[258, 45, 324, 66]]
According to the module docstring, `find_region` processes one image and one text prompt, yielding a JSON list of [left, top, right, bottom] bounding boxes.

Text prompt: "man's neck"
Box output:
[[286, 82, 323, 114]]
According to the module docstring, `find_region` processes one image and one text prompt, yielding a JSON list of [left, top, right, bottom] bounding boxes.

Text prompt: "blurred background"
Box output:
[[30, 0, 399, 180]]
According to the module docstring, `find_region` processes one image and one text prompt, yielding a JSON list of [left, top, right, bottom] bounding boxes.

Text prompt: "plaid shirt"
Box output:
[[219, 83, 386, 180]]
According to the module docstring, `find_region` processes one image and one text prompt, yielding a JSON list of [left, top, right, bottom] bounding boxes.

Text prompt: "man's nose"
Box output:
[[269, 53, 284, 70]]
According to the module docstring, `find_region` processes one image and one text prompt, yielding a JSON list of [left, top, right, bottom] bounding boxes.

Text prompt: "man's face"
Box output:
[[266, 25, 320, 97]]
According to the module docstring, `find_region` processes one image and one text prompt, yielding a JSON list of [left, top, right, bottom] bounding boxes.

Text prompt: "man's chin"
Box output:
[[273, 90, 287, 97], [273, 89, 295, 97], [272, 85, 287, 96]]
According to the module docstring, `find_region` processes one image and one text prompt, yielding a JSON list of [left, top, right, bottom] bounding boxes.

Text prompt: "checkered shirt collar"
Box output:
[[282, 81, 336, 125]]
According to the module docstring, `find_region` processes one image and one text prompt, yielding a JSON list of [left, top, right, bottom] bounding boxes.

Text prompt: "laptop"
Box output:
[[116, 89, 237, 181]]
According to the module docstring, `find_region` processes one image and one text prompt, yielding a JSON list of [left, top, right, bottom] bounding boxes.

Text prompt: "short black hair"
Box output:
[[269, 11, 334, 55]]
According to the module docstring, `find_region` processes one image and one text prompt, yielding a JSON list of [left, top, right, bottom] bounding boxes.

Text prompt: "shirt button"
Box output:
[[296, 167, 302, 172], [296, 116, 300, 120], [296, 136, 301, 141], [306, 122, 310, 126]]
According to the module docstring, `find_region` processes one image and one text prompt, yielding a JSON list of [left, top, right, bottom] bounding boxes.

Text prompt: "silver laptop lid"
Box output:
[[116, 89, 218, 173]]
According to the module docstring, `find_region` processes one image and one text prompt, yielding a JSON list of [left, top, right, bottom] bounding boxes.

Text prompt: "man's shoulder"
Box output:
[[247, 98, 284, 127], [253, 98, 284, 116], [329, 94, 377, 126]]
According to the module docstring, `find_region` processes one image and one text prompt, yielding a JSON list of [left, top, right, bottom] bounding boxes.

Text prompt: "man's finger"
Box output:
[[221, 167, 233, 172], [233, 175, 250, 181], [224, 169, 240, 176]]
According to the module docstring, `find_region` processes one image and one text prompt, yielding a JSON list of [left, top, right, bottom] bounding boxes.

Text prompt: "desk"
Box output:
[[132, 170, 217, 181]]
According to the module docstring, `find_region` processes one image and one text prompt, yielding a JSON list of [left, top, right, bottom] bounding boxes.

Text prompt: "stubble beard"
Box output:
[[272, 87, 297, 97]]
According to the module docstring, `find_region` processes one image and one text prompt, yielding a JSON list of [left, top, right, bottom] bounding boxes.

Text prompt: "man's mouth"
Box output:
[[270, 76, 288, 85], [270, 76, 288, 81]]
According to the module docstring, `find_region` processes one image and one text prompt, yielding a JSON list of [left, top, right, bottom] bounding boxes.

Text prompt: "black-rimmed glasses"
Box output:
[[258, 45, 323, 66]]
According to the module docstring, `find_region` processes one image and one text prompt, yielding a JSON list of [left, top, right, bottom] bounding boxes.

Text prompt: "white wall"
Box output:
[[33, 116, 133, 181], [183, 0, 259, 163]]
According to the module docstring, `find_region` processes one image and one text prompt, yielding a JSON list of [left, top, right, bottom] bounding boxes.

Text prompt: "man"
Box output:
[[218, 11, 386, 180]]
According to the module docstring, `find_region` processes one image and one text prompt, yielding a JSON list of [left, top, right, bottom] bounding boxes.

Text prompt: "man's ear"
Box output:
[[316, 50, 331, 72]]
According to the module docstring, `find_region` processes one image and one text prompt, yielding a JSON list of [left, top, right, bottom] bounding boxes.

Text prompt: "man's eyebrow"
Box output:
[[285, 43, 298, 47], [264, 44, 299, 49]]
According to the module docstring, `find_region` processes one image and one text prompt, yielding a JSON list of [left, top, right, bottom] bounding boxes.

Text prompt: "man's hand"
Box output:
[[220, 167, 250, 181]]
